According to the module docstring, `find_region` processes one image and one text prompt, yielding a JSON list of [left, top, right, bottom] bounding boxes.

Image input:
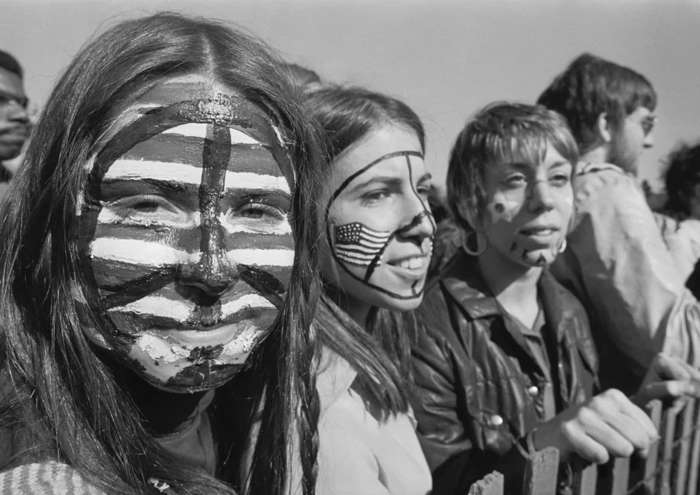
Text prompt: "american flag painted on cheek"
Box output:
[[333, 222, 392, 267]]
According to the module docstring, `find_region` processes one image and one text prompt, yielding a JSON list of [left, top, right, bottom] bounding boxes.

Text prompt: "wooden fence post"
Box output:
[[467, 471, 504, 495], [686, 398, 700, 495], [658, 402, 682, 495], [524, 447, 559, 495], [574, 463, 597, 495], [627, 400, 662, 495], [673, 398, 696, 495]]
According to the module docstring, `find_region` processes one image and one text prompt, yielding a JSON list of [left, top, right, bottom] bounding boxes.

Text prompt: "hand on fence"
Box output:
[[530, 389, 658, 465], [633, 353, 700, 412]]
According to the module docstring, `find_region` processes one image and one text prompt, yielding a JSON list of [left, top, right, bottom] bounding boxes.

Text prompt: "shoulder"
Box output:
[[574, 161, 639, 198], [0, 462, 106, 494]]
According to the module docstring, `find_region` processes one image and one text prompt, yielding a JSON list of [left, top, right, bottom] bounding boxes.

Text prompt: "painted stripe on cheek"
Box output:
[[109, 296, 194, 322], [221, 293, 276, 316]]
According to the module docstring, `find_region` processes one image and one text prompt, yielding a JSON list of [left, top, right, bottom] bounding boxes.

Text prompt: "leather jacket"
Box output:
[[411, 249, 598, 494]]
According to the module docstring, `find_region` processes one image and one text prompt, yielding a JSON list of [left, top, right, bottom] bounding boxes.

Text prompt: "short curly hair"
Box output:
[[663, 142, 700, 220], [537, 53, 655, 154]]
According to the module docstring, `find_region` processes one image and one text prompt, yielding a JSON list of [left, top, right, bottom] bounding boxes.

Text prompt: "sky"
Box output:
[[1, 0, 699, 190]]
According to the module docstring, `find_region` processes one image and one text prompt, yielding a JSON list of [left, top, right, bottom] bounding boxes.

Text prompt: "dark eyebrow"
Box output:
[[101, 178, 190, 196], [346, 176, 403, 195], [417, 172, 433, 184], [548, 161, 571, 170], [501, 162, 532, 173]]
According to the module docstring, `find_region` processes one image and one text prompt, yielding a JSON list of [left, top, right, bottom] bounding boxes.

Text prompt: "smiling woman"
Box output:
[[0, 12, 322, 495], [287, 85, 434, 495]]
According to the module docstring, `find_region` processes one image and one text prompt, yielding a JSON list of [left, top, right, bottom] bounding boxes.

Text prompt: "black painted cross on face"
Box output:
[[77, 77, 295, 392], [324, 124, 435, 312]]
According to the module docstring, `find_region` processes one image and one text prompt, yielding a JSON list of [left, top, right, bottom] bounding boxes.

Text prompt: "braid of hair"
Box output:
[[296, 318, 320, 495]]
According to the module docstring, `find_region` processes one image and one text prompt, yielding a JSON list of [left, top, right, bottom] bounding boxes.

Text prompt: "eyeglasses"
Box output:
[[0, 89, 28, 109], [641, 115, 657, 136]]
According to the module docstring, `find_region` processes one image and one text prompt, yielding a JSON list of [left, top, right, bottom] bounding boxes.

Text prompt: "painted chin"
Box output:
[[123, 316, 273, 391]]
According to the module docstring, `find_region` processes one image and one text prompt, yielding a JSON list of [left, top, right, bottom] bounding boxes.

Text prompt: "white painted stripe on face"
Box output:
[[230, 128, 261, 145], [104, 159, 291, 193], [221, 293, 276, 317], [109, 296, 194, 322], [220, 216, 293, 236], [161, 124, 261, 145], [162, 123, 208, 139], [90, 238, 295, 266]]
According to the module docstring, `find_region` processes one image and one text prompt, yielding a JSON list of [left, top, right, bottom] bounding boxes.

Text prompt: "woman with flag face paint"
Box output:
[[296, 86, 434, 495], [0, 13, 322, 495]]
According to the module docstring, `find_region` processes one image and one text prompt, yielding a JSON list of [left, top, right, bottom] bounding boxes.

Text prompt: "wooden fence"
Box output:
[[467, 398, 700, 495]]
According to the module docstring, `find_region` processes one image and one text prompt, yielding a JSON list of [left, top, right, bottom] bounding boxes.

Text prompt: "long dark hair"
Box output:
[[303, 85, 426, 418], [0, 12, 322, 495]]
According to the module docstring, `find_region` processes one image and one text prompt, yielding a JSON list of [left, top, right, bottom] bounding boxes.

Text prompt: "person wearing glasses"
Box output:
[[0, 49, 30, 202], [538, 53, 700, 395]]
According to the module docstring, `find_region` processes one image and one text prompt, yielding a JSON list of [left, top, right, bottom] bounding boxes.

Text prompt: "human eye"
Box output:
[[360, 188, 391, 205], [549, 173, 570, 187], [503, 174, 527, 189], [105, 195, 185, 224], [641, 116, 656, 135], [416, 181, 432, 199], [238, 200, 287, 220]]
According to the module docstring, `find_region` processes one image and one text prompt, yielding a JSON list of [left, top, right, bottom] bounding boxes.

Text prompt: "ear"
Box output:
[[596, 112, 613, 143]]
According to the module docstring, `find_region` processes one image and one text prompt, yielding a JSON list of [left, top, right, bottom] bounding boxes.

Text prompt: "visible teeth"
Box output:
[[398, 256, 424, 270]]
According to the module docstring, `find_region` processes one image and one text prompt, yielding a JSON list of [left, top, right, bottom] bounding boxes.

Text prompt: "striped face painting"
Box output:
[[324, 124, 435, 311], [77, 77, 295, 392]]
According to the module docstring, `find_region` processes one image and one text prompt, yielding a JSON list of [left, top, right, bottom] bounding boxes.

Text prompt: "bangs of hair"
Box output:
[[621, 74, 657, 114], [447, 102, 578, 230]]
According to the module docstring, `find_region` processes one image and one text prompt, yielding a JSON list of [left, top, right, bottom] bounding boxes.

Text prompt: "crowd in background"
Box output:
[[1, 10, 700, 495]]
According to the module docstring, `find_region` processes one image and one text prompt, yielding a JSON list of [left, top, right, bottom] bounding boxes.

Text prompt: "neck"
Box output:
[[580, 146, 609, 166], [477, 247, 542, 326], [103, 353, 207, 435], [324, 283, 371, 328]]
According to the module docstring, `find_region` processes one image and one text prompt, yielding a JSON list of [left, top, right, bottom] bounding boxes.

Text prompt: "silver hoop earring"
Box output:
[[558, 238, 567, 253], [463, 230, 487, 256]]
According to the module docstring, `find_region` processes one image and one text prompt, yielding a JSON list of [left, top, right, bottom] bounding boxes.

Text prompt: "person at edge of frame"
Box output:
[[411, 102, 700, 494]]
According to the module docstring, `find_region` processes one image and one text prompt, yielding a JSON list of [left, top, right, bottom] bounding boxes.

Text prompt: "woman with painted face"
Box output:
[[411, 103, 700, 494], [0, 13, 322, 495], [291, 86, 434, 494]]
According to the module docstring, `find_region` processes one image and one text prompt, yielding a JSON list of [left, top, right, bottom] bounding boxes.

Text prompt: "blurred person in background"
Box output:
[[538, 53, 700, 393], [0, 49, 30, 202]]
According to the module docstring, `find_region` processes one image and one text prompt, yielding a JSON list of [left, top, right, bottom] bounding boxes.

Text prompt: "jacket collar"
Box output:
[[439, 248, 572, 342]]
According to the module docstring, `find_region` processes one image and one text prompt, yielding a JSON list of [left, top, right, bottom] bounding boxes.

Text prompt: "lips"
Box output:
[[519, 225, 559, 237], [0, 126, 29, 140], [385, 253, 430, 279]]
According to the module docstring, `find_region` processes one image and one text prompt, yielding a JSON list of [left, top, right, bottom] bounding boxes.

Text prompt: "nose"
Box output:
[[395, 196, 436, 245], [643, 132, 654, 149], [527, 181, 555, 213], [5, 100, 29, 124], [177, 249, 239, 305]]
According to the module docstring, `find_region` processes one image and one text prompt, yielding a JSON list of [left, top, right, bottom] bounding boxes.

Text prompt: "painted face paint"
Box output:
[[78, 79, 294, 392], [325, 135, 436, 306], [480, 143, 573, 270]]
